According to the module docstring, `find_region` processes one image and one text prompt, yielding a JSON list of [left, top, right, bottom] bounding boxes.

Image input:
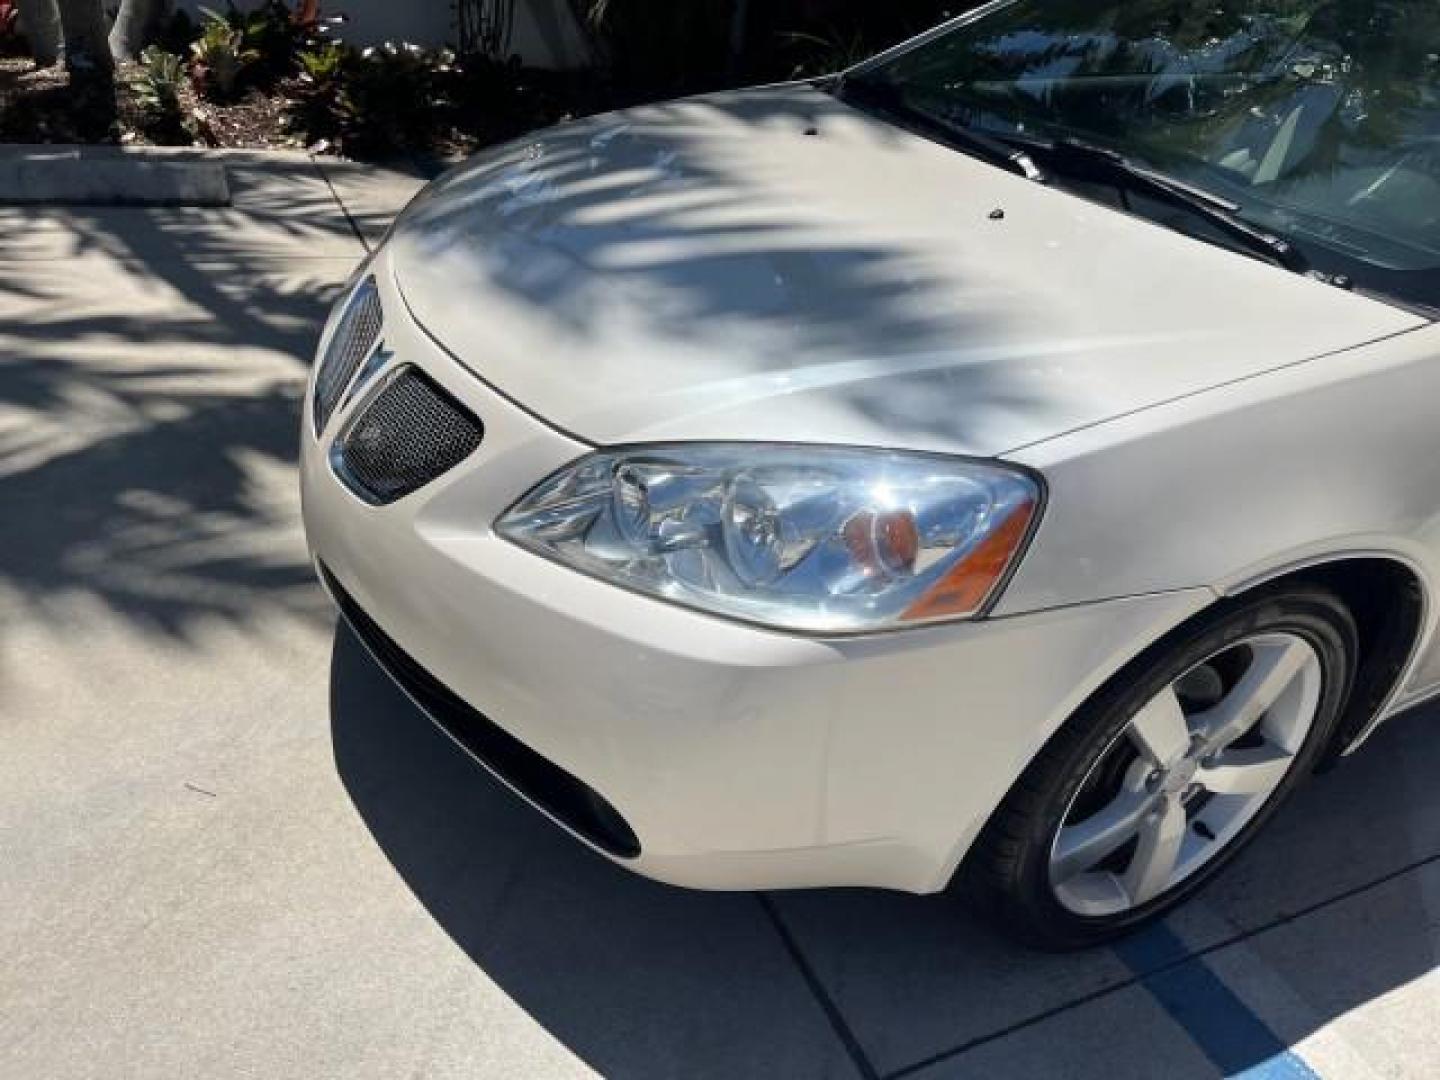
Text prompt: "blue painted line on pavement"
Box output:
[[1115, 923, 1322, 1080]]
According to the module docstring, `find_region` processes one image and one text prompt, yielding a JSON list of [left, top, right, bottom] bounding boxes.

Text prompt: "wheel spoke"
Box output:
[[1122, 798, 1186, 906], [1052, 790, 1152, 882], [1199, 744, 1293, 796], [1052, 630, 1327, 919], [1128, 687, 1191, 765], [1198, 638, 1312, 752]]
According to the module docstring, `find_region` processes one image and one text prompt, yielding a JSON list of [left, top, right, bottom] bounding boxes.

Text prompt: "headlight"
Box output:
[[496, 444, 1040, 634]]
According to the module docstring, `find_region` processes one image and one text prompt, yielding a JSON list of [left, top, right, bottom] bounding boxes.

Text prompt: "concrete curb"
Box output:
[[0, 154, 231, 207]]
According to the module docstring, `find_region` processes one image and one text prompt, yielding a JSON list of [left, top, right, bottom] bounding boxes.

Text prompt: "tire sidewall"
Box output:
[[1001, 587, 1356, 948]]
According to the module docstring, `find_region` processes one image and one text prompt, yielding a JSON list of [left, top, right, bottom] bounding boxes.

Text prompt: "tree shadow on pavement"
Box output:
[[0, 153, 358, 642]]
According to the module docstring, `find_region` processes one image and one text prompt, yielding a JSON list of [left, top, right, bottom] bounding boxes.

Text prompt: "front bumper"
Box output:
[[302, 256, 1212, 894]]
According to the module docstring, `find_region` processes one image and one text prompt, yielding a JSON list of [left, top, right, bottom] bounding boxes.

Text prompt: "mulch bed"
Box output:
[[0, 57, 308, 149]]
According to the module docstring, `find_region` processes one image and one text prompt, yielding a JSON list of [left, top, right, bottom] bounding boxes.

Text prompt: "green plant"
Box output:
[[190, 7, 259, 100], [289, 39, 586, 157], [133, 46, 185, 113], [131, 46, 191, 143], [288, 37, 352, 148], [297, 38, 348, 84], [336, 41, 458, 155], [444, 53, 591, 150], [233, 0, 306, 80]]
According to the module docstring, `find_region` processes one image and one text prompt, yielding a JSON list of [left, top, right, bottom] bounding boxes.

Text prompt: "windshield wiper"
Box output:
[[835, 74, 1045, 182], [1012, 135, 1312, 276], [833, 75, 1313, 278]]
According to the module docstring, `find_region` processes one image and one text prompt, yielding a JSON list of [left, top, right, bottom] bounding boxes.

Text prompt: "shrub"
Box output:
[[134, 46, 185, 111], [297, 38, 348, 84], [233, 0, 308, 81], [338, 42, 458, 156], [190, 7, 259, 101], [448, 53, 591, 146], [289, 37, 353, 148], [132, 46, 190, 142], [291, 39, 461, 156]]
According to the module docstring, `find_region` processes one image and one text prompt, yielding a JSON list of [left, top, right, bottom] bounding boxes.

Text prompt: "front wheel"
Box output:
[[966, 585, 1357, 950]]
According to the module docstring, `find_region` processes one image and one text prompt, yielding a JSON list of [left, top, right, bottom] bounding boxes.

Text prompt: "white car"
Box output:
[[301, 0, 1440, 947]]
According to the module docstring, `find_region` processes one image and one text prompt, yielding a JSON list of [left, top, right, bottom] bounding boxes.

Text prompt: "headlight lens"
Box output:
[[496, 444, 1040, 633]]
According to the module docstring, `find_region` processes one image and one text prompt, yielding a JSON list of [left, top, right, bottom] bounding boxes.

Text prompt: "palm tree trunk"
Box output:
[[17, 0, 63, 66], [108, 0, 159, 61], [55, 0, 113, 71]]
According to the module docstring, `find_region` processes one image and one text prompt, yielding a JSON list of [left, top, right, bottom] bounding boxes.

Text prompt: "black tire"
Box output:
[[964, 584, 1357, 950]]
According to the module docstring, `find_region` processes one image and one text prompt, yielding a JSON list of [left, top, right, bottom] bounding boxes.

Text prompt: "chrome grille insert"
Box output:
[[313, 276, 383, 434], [334, 367, 484, 504]]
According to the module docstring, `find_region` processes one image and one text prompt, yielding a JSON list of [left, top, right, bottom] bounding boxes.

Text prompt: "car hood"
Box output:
[[390, 85, 1421, 458]]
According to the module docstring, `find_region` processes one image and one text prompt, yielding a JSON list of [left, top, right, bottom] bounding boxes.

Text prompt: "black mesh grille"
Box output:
[[336, 367, 484, 504], [314, 277, 382, 434]]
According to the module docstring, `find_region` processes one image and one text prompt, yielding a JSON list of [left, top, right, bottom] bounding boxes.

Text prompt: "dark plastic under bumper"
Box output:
[[321, 563, 642, 860]]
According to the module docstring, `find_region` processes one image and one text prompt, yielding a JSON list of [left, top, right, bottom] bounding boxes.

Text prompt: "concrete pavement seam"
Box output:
[[309, 156, 371, 254], [757, 893, 881, 1080], [884, 845, 1440, 1079]]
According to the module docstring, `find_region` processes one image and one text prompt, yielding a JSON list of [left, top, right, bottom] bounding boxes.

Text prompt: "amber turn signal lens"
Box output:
[[901, 499, 1037, 622]]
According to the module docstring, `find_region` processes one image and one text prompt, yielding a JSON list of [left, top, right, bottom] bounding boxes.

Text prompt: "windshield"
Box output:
[[851, 1, 1440, 312]]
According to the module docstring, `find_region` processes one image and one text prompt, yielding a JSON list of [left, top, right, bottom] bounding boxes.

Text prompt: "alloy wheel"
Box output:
[[1048, 632, 1323, 917]]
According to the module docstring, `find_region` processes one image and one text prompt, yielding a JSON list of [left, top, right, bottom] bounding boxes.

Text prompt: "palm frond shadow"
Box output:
[[0, 154, 358, 640]]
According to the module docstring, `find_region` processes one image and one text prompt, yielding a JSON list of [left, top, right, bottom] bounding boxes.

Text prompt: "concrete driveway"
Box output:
[[3, 146, 1439, 1080]]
